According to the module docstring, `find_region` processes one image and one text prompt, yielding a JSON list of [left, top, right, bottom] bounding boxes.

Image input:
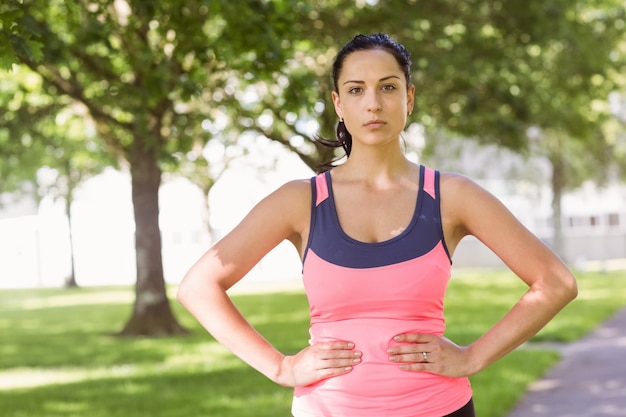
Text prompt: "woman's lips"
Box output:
[[364, 120, 386, 128]]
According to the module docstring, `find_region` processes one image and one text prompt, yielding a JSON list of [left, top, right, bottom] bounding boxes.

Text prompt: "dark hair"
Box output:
[[315, 33, 412, 172]]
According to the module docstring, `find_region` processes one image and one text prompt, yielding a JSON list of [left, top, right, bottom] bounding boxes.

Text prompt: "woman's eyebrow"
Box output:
[[342, 75, 401, 85]]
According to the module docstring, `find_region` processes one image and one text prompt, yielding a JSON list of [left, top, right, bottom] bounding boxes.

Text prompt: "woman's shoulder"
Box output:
[[436, 170, 492, 206], [240, 177, 313, 238], [437, 169, 509, 218], [264, 177, 313, 210], [437, 170, 478, 190], [437, 169, 466, 178], [277, 177, 314, 194]]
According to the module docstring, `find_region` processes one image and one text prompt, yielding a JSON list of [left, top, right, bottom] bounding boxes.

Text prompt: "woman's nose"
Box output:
[[367, 92, 382, 112]]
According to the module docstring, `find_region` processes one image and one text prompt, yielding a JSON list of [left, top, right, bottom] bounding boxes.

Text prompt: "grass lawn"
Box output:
[[0, 269, 624, 417]]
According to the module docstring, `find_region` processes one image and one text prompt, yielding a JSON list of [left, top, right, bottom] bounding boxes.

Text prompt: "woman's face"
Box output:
[[332, 49, 414, 148]]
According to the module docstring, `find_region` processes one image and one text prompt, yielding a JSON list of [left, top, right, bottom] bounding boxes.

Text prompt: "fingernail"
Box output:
[[347, 342, 355, 348], [394, 336, 400, 341]]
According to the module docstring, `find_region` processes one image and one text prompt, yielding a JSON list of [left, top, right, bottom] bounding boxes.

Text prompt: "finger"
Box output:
[[314, 341, 360, 358], [397, 362, 430, 372], [388, 351, 430, 364], [387, 340, 434, 356], [317, 364, 355, 380], [319, 353, 362, 370], [317, 341, 356, 350], [320, 349, 362, 360], [387, 344, 428, 355], [393, 333, 434, 343]]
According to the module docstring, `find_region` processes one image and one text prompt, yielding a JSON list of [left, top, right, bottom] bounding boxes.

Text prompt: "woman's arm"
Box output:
[[389, 172, 577, 376], [177, 180, 360, 386]]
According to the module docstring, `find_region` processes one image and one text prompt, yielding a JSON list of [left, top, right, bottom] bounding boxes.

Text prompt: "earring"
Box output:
[[339, 117, 344, 123]]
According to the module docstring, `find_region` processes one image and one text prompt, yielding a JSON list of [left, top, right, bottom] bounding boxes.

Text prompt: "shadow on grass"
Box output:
[[0, 348, 561, 417], [0, 291, 311, 370], [0, 365, 293, 417], [1, 302, 173, 369]]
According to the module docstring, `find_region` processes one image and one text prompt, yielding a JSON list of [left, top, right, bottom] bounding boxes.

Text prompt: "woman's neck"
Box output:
[[334, 149, 417, 186]]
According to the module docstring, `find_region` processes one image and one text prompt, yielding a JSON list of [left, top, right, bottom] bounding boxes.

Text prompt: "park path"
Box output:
[[505, 307, 626, 417]]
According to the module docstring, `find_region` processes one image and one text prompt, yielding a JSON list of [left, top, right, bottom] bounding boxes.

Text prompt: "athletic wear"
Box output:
[[292, 165, 472, 417], [444, 398, 476, 417]]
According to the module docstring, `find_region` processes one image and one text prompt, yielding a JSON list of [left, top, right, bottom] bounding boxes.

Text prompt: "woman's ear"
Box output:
[[407, 85, 415, 115], [332, 91, 343, 120]]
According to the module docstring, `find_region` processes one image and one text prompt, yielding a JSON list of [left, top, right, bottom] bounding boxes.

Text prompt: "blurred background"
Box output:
[[1, 0, 625, 336]]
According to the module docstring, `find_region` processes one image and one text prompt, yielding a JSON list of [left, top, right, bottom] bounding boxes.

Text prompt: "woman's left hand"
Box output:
[[387, 333, 476, 378]]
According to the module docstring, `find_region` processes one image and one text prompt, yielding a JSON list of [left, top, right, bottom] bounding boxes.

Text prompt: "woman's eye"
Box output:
[[348, 87, 362, 94], [381, 84, 397, 91]]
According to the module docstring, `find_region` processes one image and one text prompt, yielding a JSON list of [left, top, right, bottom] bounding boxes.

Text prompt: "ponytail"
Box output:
[[314, 119, 352, 173], [337, 119, 352, 156]]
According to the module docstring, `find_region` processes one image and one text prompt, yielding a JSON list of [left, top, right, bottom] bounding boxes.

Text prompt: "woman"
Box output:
[[177, 33, 577, 416]]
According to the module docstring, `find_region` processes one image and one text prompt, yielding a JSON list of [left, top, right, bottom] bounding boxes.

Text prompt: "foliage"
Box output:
[[606, 91, 626, 180], [0, 68, 49, 194], [249, 0, 626, 153], [0, 0, 43, 71], [0, 66, 115, 190], [4, 1, 625, 182], [0, 270, 625, 417]]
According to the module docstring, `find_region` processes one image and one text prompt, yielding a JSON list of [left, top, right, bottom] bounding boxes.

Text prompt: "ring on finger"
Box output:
[[422, 351, 428, 362]]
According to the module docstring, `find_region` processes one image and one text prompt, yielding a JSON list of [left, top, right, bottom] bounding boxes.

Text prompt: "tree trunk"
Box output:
[[64, 192, 78, 288], [550, 153, 566, 262], [201, 183, 216, 244], [118, 140, 188, 336]]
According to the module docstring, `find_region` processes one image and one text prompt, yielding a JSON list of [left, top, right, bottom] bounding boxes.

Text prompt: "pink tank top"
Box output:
[[293, 166, 472, 416]]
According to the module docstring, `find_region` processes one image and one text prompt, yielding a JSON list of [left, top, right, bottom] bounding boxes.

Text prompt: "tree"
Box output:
[[166, 124, 274, 241], [0, 66, 116, 286], [608, 91, 626, 175], [9, 0, 296, 336], [36, 107, 116, 288], [0, 0, 42, 71]]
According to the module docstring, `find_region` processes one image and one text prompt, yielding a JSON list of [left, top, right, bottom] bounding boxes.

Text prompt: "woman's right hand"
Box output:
[[275, 341, 362, 387]]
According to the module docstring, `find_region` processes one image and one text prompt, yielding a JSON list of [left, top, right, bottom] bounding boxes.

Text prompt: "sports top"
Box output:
[[292, 165, 472, 417]]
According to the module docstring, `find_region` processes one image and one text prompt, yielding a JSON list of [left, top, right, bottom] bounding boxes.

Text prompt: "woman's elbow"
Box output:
[[555, 269, 578, 305], [565, 273, 578, 301], [176, 272, 197, 307]]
